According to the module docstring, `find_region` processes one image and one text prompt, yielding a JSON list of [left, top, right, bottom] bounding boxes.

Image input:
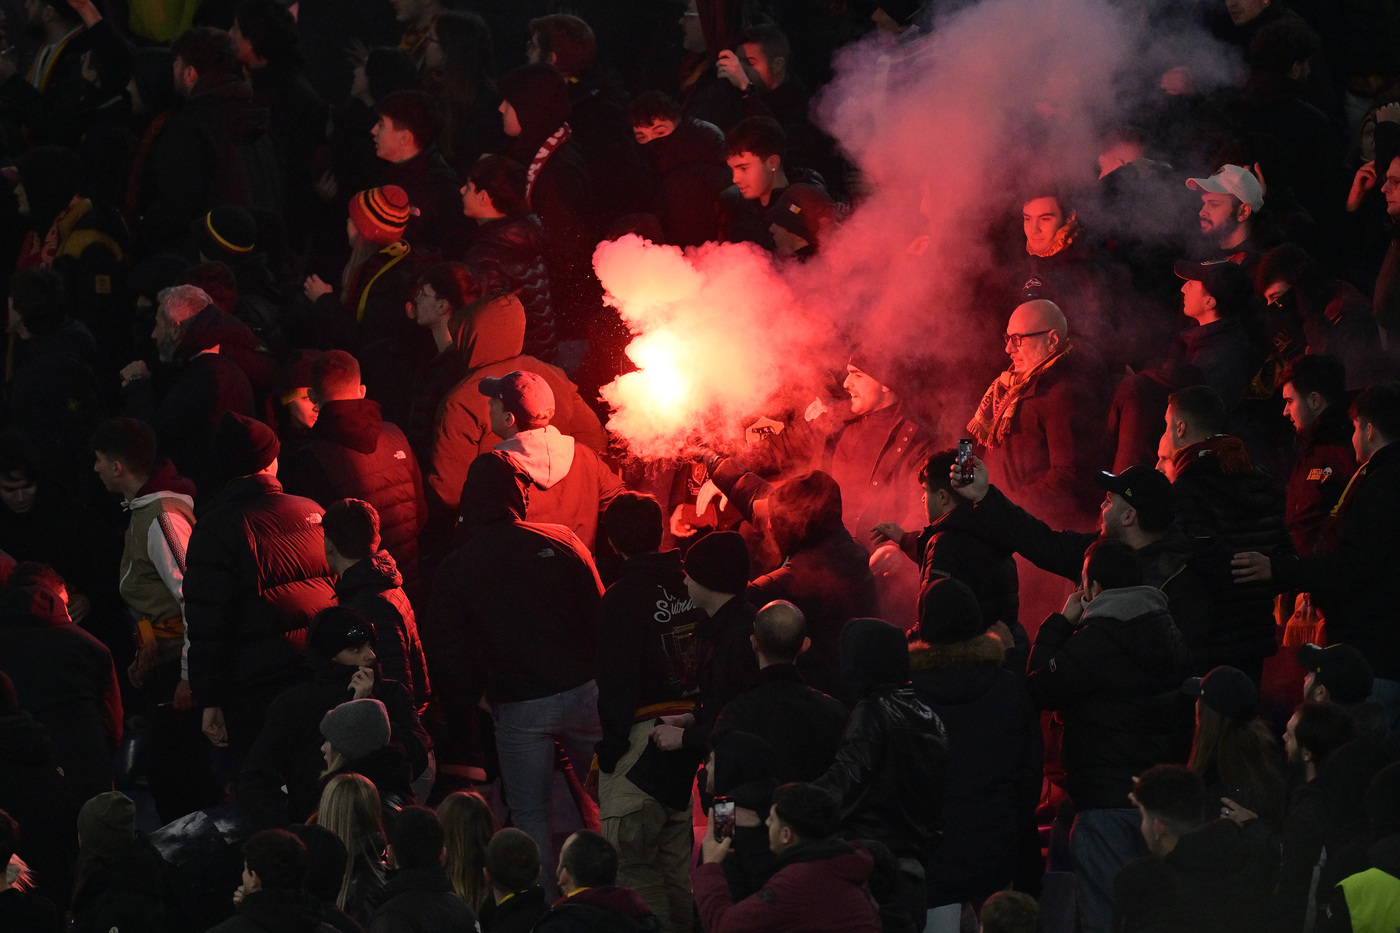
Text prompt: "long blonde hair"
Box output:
[[314, 773, 386, 909], [438, 791, 498, 910]]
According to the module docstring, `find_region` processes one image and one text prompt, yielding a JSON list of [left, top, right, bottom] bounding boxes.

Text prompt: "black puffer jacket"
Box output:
[[464, 212, 556, 362], [365, 865, 479, 933], [899, 500, 1020, 636], [1025, 587, 1193, 809], [334, 551, 430, 711], [184, 474, 337, 707], [910, 635, 1041, 905], [379, 147, 468, 258], [284, 398, 427, 588], [816, 619, 949, 861], [643, 118, 731, 248], [1172, 437, 1290, 668]]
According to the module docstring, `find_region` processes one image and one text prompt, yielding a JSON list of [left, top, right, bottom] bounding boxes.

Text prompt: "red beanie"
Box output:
[[348, 186, 411, 247]]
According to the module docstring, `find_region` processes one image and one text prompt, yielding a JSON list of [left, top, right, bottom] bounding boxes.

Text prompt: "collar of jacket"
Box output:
[[909, 634, 1005, 670], [1082, 584, 1168, 623]]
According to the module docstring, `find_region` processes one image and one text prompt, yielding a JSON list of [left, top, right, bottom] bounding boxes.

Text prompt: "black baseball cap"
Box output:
[[1297, 643, 1374, 705], [1174, 259, 1253, 317], [1183, 665, 1258, 721], [1095, 466, 1174, 532]]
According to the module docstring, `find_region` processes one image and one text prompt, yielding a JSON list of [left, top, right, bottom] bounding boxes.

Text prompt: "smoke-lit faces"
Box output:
[[1381, 157, 1400, 219], [1180, 278, 1218, 324], [333, 643, 376, 668], [1281, 381, 1325, 433], [0, 472, 36, 515], [1004, 301, 1064, 374], [1197, 192, 1248, 245], [1022, 197, 1066, 257], [1097, 491, 1131, 538], [1225, 0, 1271, 27], [633, 118, 676, 145], [844, 365, 894, 416], [499, 100, 523, 138], [727, 151, 780, 203]]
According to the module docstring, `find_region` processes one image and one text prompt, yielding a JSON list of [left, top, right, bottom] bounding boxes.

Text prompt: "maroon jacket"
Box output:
[[694, 840, 881, 933]]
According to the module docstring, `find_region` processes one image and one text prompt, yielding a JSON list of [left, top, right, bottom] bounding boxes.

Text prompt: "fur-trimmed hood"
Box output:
[[909, 634, 1006, 671]]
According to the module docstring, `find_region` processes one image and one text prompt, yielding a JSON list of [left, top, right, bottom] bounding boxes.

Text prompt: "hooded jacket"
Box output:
[[423, 454, 603, 713], [120, 459, 196, 671], [816, 619, 949, 860], [910, 636, 1042, 905], [534, 885, 661, 933], [1025, 586, 1193, 809], [183, 474, 336, 708], [489, 425, 625, 554], [334, 551, 430, 712], [429, 295, 607, 509], [693, 837, 881, 933], [464, 212, 556, 362], [285, 398, 427, 588], [643, 118, 732, 248]]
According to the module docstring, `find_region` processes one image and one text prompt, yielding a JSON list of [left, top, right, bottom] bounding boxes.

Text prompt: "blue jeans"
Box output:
[[493, 680, 602, 886], [1069, 807, 1145, 933]]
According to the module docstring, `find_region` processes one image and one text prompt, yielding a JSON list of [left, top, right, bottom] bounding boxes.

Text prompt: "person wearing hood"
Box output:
[[208, 828, 353, 933], [533, 831, 661, 933], [1113, 764, 1273, 933], [183, 412, 336, 761], [471, 371, 623, 555], [695, 781, 881, 933], [1024, 540, 1193, 933], [92, 418, 222, 823], [404, 263, 480, 466], [423, 453, 603, 894], [68, 790, 168, 933], [119, 284, 257, 498], [909, 578, 1042, 924], [1164, 386, 1290, 683], [1323, 761, 1400, 933], [460, 154, 558, 364], [237, 606, 427, 826], [594, 492, 705, 932], [428, 293, 606, 513], [324, 499, 430, 713], [496, 63, 600, 330], [135, 27, 281, 253], [816, 617, 949, 932], [283, 351, 427, 590], [628, 91, 731, 248], [706, 729, 781, 902]]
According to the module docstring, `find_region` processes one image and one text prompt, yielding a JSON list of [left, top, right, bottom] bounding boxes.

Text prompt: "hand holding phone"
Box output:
[[713, 797, 736, 841]]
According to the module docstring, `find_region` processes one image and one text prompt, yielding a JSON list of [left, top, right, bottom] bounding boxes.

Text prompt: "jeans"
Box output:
[[494, 680, 603, 888], [1069, 807, 1145, 933], [1372, 677, 1400, 743]]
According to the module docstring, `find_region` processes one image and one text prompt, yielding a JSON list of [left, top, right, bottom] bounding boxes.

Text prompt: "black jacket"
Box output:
[[910, 635, 1042, 905], [1273, 442, 1400, 678], [248, 60, 328, 245], [335, 552, 430, 711], [284, 398, 427, 588], [533, 885, 662, 933], [683, 595, 760, 752], [206, 888, 342, 933], [1026, 587, 1193, 809], [379, 147, 468, 258], [642, 118, 731, 248], [714, 664, 848, 785], [69, 835, 168, 933], [423, 455, 603, 712], [523, 138, 599, 321], [478, 886, 549, 933], [184, 473, 337, 707], [816, 618, 949, 861], [464, 212, 556, 362], [365, 865, 478, 933]]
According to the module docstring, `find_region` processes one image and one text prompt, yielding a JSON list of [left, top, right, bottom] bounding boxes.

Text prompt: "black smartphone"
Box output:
[[957, 438, 974, 482], [713, 797, 736, 841]]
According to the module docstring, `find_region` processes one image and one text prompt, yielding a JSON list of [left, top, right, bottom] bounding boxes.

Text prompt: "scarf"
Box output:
[[27, 26, 83, 92], [525, 124, 571, 205], [17, 194, 86, 269], [967, 344, 1071, 448], [343, 241, 411, 322]]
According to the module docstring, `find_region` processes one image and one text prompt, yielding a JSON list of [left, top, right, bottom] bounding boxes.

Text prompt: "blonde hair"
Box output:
[[313, 773, 385, 909], [438, 791, 498, 910]]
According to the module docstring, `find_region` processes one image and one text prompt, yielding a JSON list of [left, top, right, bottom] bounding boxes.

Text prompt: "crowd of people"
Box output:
[[2, 0, 1400, 931]]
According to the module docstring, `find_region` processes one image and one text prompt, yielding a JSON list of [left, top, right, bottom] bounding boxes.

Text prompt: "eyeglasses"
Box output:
[[1003, 329, 1051, 348]]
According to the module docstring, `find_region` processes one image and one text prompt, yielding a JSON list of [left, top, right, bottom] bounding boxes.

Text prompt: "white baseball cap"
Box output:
[[1186, 164, 1264, 212]]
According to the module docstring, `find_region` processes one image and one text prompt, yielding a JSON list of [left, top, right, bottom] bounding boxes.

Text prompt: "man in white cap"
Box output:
[[1185, 164, 1265, 272]]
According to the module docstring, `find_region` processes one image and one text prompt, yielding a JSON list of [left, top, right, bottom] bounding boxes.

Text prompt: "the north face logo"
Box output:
[[393, 450, 407, 460], [538, 548, 555, 558]]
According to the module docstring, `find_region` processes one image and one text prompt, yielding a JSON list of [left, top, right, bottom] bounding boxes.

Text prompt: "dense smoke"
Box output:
[[597, 0, 1244, 459]]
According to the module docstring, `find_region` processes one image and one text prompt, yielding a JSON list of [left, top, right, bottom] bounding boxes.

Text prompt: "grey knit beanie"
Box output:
[[77, 791, 136, 858], [320, 698, 391, 761]]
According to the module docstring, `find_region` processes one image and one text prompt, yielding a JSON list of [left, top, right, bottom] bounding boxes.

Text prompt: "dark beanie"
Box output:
[[218, 411, 279, 477], [278, 349, 322, 403], [78, 791, 136, 858], [309, 606, 377, 661], [197, 205, 258, 258], [320, 699, 391, 761], [917, 576, 984, 645], [288, 824, 349, 903], [683, 531, 750, 595]]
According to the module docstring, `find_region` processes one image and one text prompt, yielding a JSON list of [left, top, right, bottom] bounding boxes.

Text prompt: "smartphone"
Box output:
[[957, 438, 974, 482], [713, 797, 736, 841]]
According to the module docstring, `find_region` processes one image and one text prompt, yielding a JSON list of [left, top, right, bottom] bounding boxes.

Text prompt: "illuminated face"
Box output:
[[727, 151, 778, 202], [1354, 417, 1372, 463], [1022, 197, 1065, 256], [844, 366, 890, 416], [414, 283, 447, 325], [1157, 424, 1177, 480], [1098, 492, 1129, 539], [1264, 280, 1290, 306], [284, 393, 317, 431], [1180, 278, 1214, 322], [1226, 0, 1270, 26], [740, 41, 779, 90], [372, 115, 415, 162], [1004, 306, 1057, 374], [1198, 193, 1243, 241], [499, 100, 522, 138], [633, 118, 676, 145], [488, 396, 513, 438], [0, 472, 37, 515], [1281, 382, 1319, 433], [93, 452, 123, 493], [1382, 158, 1400, 219]]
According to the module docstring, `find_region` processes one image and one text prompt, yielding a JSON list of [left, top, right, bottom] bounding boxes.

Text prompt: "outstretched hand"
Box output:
[[949, 455, 989, 503]]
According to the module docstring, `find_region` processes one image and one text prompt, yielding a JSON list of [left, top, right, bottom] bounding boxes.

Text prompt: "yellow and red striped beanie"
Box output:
[[348, 186, 411, 247]]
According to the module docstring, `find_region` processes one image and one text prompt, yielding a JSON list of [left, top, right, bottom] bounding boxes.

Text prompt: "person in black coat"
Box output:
[[461, 155, 558, 363], [372, 90, 469, 259], [238, 606, 429, 827], [629, 93, 731, 248], [183, 413, 337, 760], [208, 828, 354, 933], [714, 600, 848, 784], [283, 351, 427, 589], [367, 807, 478, 933], [909, 578, 1043, 911], [479, 829, 550, 933], [69, 792, 168, 933]]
